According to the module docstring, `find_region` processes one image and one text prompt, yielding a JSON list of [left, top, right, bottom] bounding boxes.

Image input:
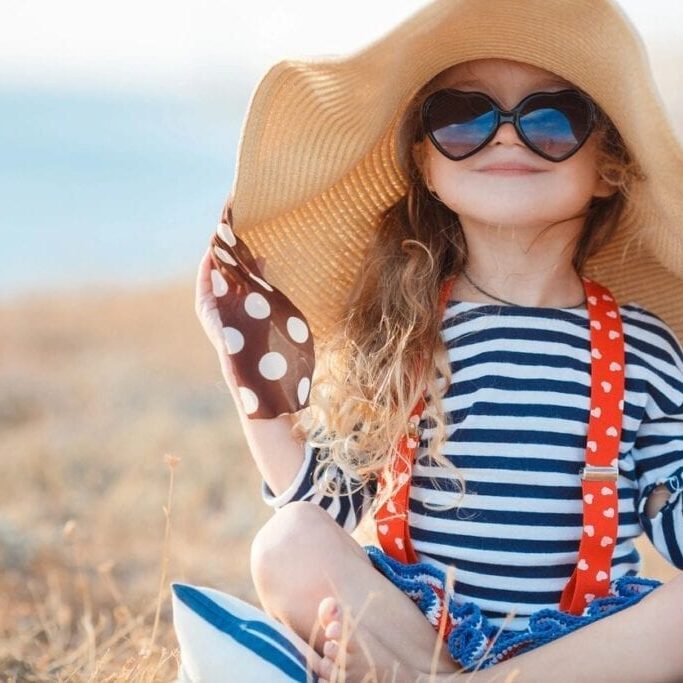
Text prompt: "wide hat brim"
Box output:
[[228, 0, 683, 343]]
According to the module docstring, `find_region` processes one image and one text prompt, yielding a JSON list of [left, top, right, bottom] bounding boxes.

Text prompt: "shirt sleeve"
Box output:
[[260, 436, 378, 534], [631, 314, 683, 569]]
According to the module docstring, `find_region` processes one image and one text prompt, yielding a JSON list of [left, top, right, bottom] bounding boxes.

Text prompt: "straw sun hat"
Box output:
[[226, 0, 683, 343]]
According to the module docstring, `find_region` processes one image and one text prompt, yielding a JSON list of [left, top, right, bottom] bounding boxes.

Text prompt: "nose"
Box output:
[[489, 120, 524, 146]]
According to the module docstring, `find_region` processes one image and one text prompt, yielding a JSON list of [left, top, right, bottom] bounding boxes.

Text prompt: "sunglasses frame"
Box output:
[[421, 88, 598, 163]]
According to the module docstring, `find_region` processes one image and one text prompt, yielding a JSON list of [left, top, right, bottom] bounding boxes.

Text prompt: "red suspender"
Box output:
[[375, 276, 456, 565], [558, 278, 624, 613], [374, 276, 624, 617]]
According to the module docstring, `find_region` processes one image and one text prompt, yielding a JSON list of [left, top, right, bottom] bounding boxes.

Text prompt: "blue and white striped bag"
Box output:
[[170, 582, 319, 682]]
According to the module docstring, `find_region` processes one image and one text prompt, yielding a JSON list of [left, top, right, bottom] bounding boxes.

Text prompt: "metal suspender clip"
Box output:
[[579, 465, 619, 481]]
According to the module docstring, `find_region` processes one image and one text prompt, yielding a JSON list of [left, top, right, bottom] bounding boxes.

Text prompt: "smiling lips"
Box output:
[[478, 162, 545, 174]]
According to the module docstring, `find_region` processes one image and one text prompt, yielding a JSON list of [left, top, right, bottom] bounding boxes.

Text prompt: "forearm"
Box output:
[[218, 354, 306, 497]]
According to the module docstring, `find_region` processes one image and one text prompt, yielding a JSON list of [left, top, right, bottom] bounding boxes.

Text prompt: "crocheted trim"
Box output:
[[365, 545, 662, 671]]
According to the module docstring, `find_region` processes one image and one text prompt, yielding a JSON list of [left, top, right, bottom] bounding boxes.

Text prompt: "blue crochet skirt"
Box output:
[[364, 545, 662, 671]]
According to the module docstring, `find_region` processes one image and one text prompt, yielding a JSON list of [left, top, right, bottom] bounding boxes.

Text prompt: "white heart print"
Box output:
[[578, 559, 589, 570], [596, 570, 609, 581], [584, 524, 595, 537], [603, 507, 615, 518], [584, 494, 594, 504], [378, 524, 389, 535], [600, 536, 614, 547]]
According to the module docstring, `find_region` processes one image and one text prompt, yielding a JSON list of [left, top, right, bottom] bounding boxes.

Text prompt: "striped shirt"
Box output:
[[261, 298, 683, 630]]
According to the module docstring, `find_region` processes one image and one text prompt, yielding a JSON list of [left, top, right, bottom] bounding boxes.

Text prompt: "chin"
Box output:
[[451, 206, 555, 228]]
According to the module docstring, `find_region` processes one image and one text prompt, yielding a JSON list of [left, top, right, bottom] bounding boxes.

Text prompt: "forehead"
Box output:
[[433, 59, 573, 90]]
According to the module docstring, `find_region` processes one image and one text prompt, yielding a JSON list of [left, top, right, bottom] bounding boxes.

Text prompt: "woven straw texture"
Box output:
[[228, 0, 683, 343]]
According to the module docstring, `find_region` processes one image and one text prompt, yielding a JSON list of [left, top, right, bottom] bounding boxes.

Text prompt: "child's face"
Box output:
[[414, 58, 615, 232]]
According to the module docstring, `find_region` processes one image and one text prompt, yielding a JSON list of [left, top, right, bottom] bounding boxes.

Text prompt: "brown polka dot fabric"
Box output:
[[208, 197, 315, 419]]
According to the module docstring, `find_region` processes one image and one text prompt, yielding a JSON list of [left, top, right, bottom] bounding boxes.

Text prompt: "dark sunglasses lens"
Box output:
[[519, 92, 593, 159], [425, 91, 496, 158]]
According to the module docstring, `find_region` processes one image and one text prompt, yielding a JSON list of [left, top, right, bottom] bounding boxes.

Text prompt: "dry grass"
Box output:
[[0, 280, 680, 681]]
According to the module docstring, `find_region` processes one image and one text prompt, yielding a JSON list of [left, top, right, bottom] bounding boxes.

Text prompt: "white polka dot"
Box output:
[[210, 269, 228, 297], [244, 292, 270, 319], [222, 327, 244, 354], [217, 221, 236, 246], [248, 272, 274, 291], [258, 352, 287, 380], [297, 376, 310, 405], [238, 387, 258, 415], [287, 316, 309, 343], [214, 246, 237, 266]]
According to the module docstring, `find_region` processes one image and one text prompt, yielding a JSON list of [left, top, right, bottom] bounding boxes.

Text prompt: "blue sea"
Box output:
[[0, 84, 244, 303]]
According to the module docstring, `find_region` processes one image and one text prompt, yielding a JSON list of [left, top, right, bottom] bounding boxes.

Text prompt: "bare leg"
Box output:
[[250, 501, 460, 681], [455, 572, 683, 683], [251, 501, 683, 682]]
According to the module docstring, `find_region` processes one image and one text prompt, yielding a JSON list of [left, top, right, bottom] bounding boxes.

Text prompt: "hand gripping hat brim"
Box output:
[[227, 0, 683, 342]]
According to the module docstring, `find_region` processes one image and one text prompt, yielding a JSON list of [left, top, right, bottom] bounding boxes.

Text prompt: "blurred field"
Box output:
[[0, 280, 680, 681]]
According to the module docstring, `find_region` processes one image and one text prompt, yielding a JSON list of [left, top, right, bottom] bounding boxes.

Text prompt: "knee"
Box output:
[[250, 501, 339, 591]]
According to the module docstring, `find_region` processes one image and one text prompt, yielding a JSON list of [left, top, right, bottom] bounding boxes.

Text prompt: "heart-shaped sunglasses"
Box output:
[[421, 88, 598, 162]]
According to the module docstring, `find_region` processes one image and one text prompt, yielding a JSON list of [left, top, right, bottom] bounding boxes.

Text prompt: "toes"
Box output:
[[317, 596, 341, 628], [324, 619, 342, 641], [317, 655, 336, 679], [323, 638, 339, 659]]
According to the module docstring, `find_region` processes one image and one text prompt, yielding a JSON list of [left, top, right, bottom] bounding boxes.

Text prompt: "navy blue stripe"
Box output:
[[410, 499, 608, 527], [455, 580, 563, 604], [410, 527, 581, 553], [412, 478, 632, 502], [171, 583, 313, 681]]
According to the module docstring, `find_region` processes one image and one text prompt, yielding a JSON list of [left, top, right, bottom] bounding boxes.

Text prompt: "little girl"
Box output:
[[186, 0, 683, 680]]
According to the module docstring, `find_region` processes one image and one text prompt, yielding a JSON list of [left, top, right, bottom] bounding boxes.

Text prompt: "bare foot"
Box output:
[[313, 596, 460, 683]]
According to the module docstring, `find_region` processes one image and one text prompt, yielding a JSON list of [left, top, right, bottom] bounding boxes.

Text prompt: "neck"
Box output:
[[450, 215, 585, 307]]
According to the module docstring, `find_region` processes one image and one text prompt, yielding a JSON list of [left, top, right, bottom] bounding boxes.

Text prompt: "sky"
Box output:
[[1, 1, 681, 301], [2, 0, 682, 94]]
